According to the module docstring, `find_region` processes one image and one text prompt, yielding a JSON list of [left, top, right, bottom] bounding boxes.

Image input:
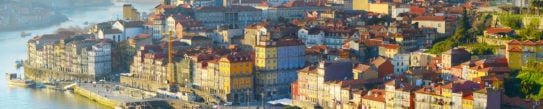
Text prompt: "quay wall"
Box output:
[[120, 76, 167, 92], [74, 85, 120, 108]]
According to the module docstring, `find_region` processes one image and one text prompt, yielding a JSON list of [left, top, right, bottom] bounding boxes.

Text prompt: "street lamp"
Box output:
[[246, 90, 250, 109], [261, 92, 265, 109]]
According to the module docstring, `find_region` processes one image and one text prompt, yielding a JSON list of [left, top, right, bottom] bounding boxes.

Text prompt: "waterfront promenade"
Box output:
[[74, 83, 169, 108]]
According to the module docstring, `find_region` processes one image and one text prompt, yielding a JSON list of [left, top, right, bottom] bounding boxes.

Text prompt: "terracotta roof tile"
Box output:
[[508, 47, 522, 52], [536, 40, 543, 45], [522, 40, 536, 45], [485, 27, 513, 34], [362, 89, 386, 102], [382, 44, 400, 49], [410, 6, 426, 15], [413, 16, 446, 21], [508, 39, 521, 45]]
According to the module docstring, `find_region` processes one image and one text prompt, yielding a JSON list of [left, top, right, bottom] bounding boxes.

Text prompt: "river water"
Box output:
[[0, 2, 155, 109]]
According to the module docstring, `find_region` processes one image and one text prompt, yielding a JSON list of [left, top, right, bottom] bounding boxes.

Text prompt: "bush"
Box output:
[[509, 61, 543, 101], [463, 43, 498, 55], [498, 14, 523, 29]]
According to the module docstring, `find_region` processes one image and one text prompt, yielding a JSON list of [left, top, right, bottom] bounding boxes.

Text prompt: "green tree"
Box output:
[[513, 60, 543, 101], [428, 41, 453, 54], [498, 14, 523, 29], [519, 18, 543, 40], [460, 7, 472, 29], [471, 14, 493, 35], [521, 80, 537, 97], [428, 8, 473, 54]]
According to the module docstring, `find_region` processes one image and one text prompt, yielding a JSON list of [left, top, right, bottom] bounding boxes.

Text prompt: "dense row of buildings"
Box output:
[[26, 32, 111, 82], [23, 0, 543, 108]]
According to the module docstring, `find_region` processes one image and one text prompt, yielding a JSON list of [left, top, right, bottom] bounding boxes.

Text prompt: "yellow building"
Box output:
[[505, 40, 543, 69], [441, 83, 454, 109], [352, 0, 390, 14], [462, 95, 474, 109], [415, 87, 444, 109], [255, 41, 277, 70], [218, 52, 254, 103], [361, 89, 386, 109], [384, 80, 417, 109], [368, 3, 390, 14]]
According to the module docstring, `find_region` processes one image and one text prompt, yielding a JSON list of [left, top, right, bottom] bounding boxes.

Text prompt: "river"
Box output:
[[0, 2, 155, 109]]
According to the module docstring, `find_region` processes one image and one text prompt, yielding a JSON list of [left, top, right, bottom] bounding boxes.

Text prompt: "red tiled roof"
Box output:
[[362, 89, 386, 102], [508, 47, 522, 52], [463, 94, 474, 100], [508, 40, 521, 45], [485, 27, 513, 34], [382, 44, 400, 49], [522, 40, 536, 45], [536, 40, 543, 45], [134, 33, 151, 39], [410, 6, 426, 15], [413, 16, 446, 21]]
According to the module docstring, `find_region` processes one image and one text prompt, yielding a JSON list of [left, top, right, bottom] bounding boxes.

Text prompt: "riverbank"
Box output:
[[74, 83, 172, 108], [0, 2, 157, 109]]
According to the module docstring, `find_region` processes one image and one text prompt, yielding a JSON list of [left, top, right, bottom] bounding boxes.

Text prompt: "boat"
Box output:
[[44, 83, 62, 90], [6, 73, 35, 87], [83, 21, 89, 25]]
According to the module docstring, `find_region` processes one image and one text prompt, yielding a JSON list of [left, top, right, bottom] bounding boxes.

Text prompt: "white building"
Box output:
[[297, 28, 324, 47], [88, 42, 112, 79], [393, 54, 410, 75], [97, 29, 123, 42], [412, 16, 453, 36], [200, 26, 243, 47], [513, 0, 530, 8], [112, 20, 145, 39]]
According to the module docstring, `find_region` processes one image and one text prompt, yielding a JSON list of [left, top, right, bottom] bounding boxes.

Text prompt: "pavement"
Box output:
[[77, 83, 163, 103]]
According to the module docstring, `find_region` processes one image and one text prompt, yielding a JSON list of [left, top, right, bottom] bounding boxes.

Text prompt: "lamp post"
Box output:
[[261, 92, 265, 109], [246, 90, 250, 109]]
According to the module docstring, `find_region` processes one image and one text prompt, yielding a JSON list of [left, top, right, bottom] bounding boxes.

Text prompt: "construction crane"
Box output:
[[162, 31, 178, 92]]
